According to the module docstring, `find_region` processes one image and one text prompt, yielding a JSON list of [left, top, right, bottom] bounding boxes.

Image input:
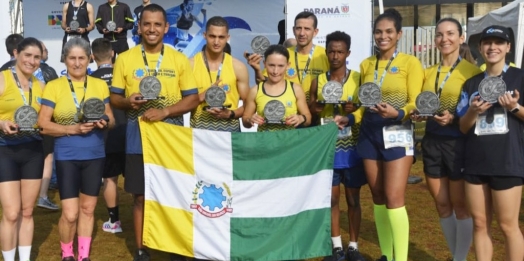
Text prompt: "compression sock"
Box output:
[[374, 204, 393, 260], [387, 206, 410, 261]]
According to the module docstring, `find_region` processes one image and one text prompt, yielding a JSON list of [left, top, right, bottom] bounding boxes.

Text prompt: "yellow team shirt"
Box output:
[[190, 52, 240, 132], [256, 80, 297, 132], [423, 59, 481, 136], [354, 52, 423, 124], [317, 70, 361, 148], [0, 70, 42, 145], [111, 44, 198, 154], [41, 76, 109, 160], [263, 45, 329, 100]]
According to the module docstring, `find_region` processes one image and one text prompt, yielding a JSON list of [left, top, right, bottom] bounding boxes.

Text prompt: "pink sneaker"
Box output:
[[102, 219, 123, 233]]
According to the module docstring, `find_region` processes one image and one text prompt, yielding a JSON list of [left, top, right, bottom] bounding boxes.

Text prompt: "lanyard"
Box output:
[[72, 1, 83, 18], [67, 75, 88, 112], [10, 67, 32, 106], [295, 45, 315, 83], [202, 49, 224, 84], [98, 63, 113, 69], [141, 44, 164, 77], [374, 50, 398, 87], [483, 63, 509, 79], [434, 57, 461, 97]]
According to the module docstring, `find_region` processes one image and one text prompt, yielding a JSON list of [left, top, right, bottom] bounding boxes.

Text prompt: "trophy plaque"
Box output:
[[106, 21, 117, 32], [478, 76, 506, 103], [263, 100, 286, 124], [14, 106, 40, 131], [136, 76, 163, 100], [358, 82, 382, 107], [70, 20, 80, 31], [81, 98, 105, 123], [251, 35, 271, 55], [318, 81, 345, 104], [415, 91, 440, 116], [203, 86, 231, 110]]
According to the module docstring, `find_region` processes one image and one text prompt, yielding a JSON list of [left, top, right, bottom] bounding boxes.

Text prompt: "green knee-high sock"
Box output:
[[374, 204, 393, 260], [387, 206, 410, 261]]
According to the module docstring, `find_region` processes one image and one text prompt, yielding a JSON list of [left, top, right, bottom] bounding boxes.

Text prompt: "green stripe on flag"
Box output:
[[231, 124, 338, 180], [230, 208, 331, 261]]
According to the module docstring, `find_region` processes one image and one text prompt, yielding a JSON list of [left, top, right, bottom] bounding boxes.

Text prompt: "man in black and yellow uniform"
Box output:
[[95, 0, 134, 62], [310, 31, 365, 261], [189, 16, 249, 132]]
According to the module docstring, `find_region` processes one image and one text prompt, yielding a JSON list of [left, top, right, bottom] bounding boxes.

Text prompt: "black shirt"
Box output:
[[95, 1, 134, 40], [0, 60, 15, 72], [65, 1, 91, 37], [90, 66, 126, 153], [459, 67, 524, 177]]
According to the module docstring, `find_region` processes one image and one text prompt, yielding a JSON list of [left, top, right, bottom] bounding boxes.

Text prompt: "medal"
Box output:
[[250, 35, 271, 55], [263, 100, 286, 124], [415, 91, 440, 116], [73, 16, 77, 20]]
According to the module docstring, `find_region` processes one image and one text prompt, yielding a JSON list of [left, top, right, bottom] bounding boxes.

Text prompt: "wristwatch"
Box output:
[[511, 104, 520, 113], [229, 110, 236, 119]]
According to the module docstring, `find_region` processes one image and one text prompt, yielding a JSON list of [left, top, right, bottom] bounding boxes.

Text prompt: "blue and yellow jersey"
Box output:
[[422, 59, 481, 137], [190, 52, 240, 132], [41, 76, 109, 160], [318, 71, 362, 168], [0, 70, 43, 146], [357, 52, 423, 127], [256, 80, 297, 132], [264, 45, 329, 101], [111, 45, 198, 154]]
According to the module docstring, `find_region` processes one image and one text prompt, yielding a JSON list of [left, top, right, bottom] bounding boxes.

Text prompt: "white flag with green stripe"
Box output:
[[139, 121, 337, 261]]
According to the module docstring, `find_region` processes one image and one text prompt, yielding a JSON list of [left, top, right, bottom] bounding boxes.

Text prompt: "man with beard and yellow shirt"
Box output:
[[189, 16, 249, 132]]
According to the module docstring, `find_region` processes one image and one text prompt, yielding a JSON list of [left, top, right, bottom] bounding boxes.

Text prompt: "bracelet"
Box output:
[[301, 114, 306, 124]]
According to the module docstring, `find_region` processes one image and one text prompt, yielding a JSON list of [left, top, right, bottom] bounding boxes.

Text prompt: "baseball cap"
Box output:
[[479, 25, 510, 43]]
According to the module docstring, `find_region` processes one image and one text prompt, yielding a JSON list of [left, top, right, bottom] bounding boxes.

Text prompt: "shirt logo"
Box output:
[[389, 66, 399, 74]]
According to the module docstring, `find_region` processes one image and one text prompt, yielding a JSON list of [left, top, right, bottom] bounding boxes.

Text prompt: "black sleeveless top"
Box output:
[[177, 12, 194, 30], [66, 1, 90, 36]]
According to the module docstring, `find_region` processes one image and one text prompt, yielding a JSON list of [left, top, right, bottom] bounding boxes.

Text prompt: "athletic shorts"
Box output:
[[0, 141, 44, 182], [422, 133, 465, 180], [56, 158, 105, 200], [464, 174, 524, 191], [357, 125, 413, 162], [124, 154, 145, 195], [42, 135, 55, 156], [333, 165, 367, 188], [103, 152, 126, 178]]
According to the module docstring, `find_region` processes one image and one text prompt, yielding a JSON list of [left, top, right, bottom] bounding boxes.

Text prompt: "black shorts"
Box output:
[[124, 154, 145, 195], [42, 135, 55, 156], [464, 174, 524, 191], [0, 141, 44, 182], [56, 158, 105, 200], [422, 133, 465, 180], [111, 39, 129, 55], [103, 152, 126, 178]]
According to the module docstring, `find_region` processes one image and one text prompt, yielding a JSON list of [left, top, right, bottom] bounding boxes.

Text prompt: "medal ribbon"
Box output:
[[72, 0, 83, 19], [434, 56, 461, 98], [10, 67, 33, 106], [66, 74, 88, 114], [98, 63, 113, 69], [141, 44, 164, 77], [483, 63, 509, 79], [202, 48, 224, 85], [295, 45, 315, 83], [374, 49, 398, 87]]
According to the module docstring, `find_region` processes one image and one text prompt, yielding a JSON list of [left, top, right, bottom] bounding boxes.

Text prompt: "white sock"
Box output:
[[331, 236, 342, 249], [454, 218, 473, 261], [2, 248, 16, 261], [18, 245, 31, 261], [439, 213, 457, 255], [348, 241, 358, 249]]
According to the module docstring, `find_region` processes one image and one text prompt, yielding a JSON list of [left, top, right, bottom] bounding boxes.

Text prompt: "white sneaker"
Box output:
[[102, 219, 123, 233]]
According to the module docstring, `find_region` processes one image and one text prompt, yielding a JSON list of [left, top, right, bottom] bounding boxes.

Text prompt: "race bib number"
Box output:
[[383, 122, 414, 149], [474, 107, 508, 135], [321, 117, 351, 139]]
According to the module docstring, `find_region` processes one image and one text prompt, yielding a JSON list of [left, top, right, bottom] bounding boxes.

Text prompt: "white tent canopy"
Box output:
[[467, 0, 524, 68]]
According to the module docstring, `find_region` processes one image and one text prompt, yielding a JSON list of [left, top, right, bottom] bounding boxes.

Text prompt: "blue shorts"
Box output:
[[332, 165, 367, 188], [357, 124, 413, 162]]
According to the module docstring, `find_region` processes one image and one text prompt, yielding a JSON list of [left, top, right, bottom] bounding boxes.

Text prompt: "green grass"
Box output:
[[3, 157, 524, 261]]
